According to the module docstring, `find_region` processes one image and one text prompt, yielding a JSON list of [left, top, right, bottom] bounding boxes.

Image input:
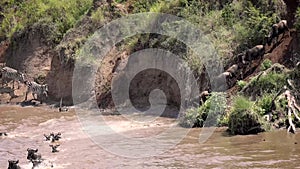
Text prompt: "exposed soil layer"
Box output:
[[228, 29, 300, 96]]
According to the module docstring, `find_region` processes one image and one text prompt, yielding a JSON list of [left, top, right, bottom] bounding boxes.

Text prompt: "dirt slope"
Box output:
[[228, 29, 299, 97]]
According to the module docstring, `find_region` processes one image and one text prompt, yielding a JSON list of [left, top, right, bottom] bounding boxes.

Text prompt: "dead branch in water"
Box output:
[[284, 90, 300, 133]]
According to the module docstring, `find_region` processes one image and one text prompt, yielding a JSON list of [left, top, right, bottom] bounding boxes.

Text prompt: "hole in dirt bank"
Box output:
[[129, 68, 181, 118]]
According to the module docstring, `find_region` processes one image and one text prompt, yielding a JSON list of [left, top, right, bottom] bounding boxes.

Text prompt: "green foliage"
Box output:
[[91, 7, 107, 24], [115, 0, 126, 3], [260, 59, 273, 71], [256, 93, 275, 116], [231, 1, 279, 50], [179, 92, 226, 127], [243, 6, 275, 45], [296, 7, 300, 33], [232, 95, 254, 112], [0, 0, 93, 39], [228, 96, 265, 135], [276, 96, 288, 112], [255, 72, 286, 94], [131, 0, 158, 13], [176, 0, 284, 59], [250, 0, 287, 16], [240, 64, 289, 98], [221, 4, 235, 27], [237, 80, 247, 90]]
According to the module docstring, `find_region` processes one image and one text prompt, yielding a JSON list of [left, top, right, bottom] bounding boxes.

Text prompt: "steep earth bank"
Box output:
[[0, 0, 299, 112]]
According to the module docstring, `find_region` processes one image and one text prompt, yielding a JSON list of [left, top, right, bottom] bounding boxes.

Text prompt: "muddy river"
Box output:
[[0, 105, 299, 169]]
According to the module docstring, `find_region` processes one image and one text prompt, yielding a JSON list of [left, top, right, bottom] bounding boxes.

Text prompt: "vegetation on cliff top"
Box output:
[[0, 0, 93, 40], [1, 0, 287, 57]]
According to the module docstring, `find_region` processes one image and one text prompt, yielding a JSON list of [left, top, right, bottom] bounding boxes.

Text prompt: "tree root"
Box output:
[[284, 90, 300, 133]]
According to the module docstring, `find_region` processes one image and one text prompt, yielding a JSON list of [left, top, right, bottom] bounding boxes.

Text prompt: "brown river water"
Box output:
[[0, 105, 300, 169]]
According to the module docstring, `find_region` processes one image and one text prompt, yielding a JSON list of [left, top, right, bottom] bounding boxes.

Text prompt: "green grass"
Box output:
[[296, 7, 300, 34], [228, 96, 266, 134], [256, 93, 275, 116], [179, 92, 226, 128], [90, 7, 107, 25], [237, 80, 247, 90], [256, 72, 286, 93], [260, 59, 273, 71], [177, 0, 283, 59], [0, 0, 93, 39]]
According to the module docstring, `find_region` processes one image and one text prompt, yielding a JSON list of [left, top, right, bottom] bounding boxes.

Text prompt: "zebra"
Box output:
[[1, 66, 25, 89], [25, 81, 48, 103]]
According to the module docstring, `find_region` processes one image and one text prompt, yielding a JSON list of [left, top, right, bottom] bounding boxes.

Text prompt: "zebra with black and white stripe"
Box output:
[[1, 66, 25, 89], [25, 81, 48, 103]]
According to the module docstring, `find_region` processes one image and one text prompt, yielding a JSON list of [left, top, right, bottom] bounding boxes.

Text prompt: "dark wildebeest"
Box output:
[[225, 64, 239, 77], [44, 132, 61, 142], [0, 132, 7, 136], [267, 20, 289, 46], [59, 98, 68, 112], [49, 144, 60, 153], [53, 132, 61, 142], [212, 71, 232, 91], [44, 134, 51, 141], [8, 160, 21, 169], [242, 45, 265, 65], [27, 148, 42, 162], [199, 90, 211, 105], [296, 62, 300, 69], [49, 132, 61, 142]]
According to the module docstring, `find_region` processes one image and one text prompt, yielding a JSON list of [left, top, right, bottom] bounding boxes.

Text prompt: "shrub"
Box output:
[[228, 96, 265, 135], [91, 7, 107, 24], [256, 93, 275, 116], [131, 0, 158, 13], [237, 80, 247, 90], [255, 72, 286, 93], [176, 0, 284, 60], [296, 7, 300, 33], [260, 59, 272, 71], [179, 92, 226, 127]]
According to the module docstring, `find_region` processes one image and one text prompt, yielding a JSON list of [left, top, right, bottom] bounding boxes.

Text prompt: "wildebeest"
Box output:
[[44, 134, 51, 141], [219, 71, 231, 78], [31, 159, 53, 169], [59, 98, 68, 112], [267, 20, 289, 46], [58, 107, 68, 112], [1, 67, 25, 89], [242, 45, 265, 64], [199, 90, 211, 105], [0, 132, 7, 136], [52, 132, 61, 142], [49, 144, 60, 153], [225, 64, 239, 77], [211, 72, 232, 91], [44, 132, 61, 142], [8, 160, 21, 169], [24, 81, 48, 104], [27, 148, 42, 162]]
